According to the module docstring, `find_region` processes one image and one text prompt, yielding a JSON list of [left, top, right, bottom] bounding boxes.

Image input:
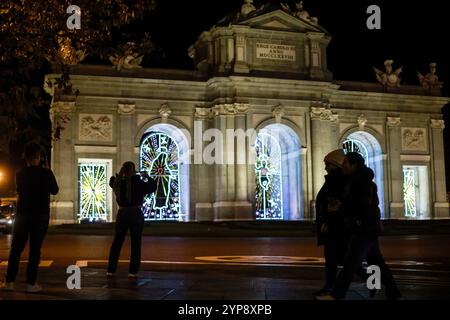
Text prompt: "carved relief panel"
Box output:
[[401, 128, 427, 152], [79, 114, 113, 142]]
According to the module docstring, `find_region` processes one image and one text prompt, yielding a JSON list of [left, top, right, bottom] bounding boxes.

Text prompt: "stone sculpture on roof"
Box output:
[[417, 62, 443, 95], [373, 59, 403, 89]]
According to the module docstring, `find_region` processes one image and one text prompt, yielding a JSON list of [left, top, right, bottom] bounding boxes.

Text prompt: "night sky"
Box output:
[[144, 0, 449, 190], [143, 0, 449, 96]]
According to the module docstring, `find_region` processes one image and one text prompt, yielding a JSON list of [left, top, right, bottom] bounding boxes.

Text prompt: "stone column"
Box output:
[[386, 117, 404, 219], [234, 104, 252, 218], [310, 106, 335, 199], [50, 100, 77, 225], [430, 119, 449, 218], [193, 108, 214, 220], [212, 104, 231, 219], [211, 104, 252, 220], [117, 103, 136, 169]]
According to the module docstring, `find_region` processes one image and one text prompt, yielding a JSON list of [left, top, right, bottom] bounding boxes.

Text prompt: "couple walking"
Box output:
[[315, 149, 402, 300]]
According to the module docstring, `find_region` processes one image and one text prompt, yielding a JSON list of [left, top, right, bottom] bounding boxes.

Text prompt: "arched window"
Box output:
[[255, 132, 283, 220], [140, 131, 181, 220]]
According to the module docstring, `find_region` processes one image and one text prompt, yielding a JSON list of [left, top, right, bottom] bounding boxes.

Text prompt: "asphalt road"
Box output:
[[1, 234, 450, 266]]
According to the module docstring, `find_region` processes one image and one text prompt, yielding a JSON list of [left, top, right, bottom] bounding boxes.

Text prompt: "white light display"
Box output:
[[255, 132, 283, 220], [403, 168, 417, 217], [140, 131, 181, 220], [78, 163, 108, 222], [343, 139, 369, 165]]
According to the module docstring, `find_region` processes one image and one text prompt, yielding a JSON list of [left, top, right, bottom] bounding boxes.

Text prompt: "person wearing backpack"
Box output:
[[107, 161, 157, 279]]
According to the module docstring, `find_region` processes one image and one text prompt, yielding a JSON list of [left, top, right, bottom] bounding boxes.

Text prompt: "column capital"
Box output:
[[387, 117, 401, 127], [195, 103, 249, 120], [310, 107, 338, 122], [117, 102, 136, 115], [53, 101, 76, 114], [194, 107, 212, 120], [211, 103, 249, 116], [430, 119, 445, 130]]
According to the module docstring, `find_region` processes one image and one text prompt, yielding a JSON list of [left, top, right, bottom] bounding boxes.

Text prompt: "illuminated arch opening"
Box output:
[[255, 123, 302, 220], [139, 124, 190, 221], [342, 131, 385, 218]]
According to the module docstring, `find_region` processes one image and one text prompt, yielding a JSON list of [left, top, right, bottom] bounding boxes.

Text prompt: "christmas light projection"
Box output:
[[342, 139, 369, 164], [78, 163, 108, 222], [403, 168, 417, 217], [255, 132, 283, 220], [140, 131, 181, 220]]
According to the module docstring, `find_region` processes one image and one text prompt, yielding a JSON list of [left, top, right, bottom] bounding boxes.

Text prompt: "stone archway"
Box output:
[[255, 123, 303, 220]]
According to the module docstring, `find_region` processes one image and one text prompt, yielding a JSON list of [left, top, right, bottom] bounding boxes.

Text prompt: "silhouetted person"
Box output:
[[107, 161, 156, 279], [0, 143, 58, 293], [315, 149, 349, 295], [319, 152, 402, 300]]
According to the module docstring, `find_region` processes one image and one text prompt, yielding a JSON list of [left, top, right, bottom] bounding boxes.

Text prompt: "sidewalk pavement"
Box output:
[[1, 265, 448, 300]]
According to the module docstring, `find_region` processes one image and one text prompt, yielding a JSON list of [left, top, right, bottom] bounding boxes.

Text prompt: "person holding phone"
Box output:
[[0, 142, 58, 293], [107, 161, 157, 279]]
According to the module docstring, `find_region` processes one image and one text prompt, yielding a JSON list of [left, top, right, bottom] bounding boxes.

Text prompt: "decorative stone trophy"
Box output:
[[293, 1, 319, 25], [417, 63, 443, 95], [373, 60, 403, 89], [109, 42, 144, 71], [240, 0, 256, 16]]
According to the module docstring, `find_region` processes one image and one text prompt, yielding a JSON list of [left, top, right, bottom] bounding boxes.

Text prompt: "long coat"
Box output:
[[315, 169, 349, 246], [341, 166, 382, 238]]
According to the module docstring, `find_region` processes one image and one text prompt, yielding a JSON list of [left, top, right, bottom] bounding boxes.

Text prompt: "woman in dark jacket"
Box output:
[[107, 161, 157, 279], [315, 149, 350, 295]]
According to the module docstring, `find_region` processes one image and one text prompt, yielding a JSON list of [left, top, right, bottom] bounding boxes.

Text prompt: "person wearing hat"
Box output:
[[314, 149, 350, 296], [317, 152, 402, 300]]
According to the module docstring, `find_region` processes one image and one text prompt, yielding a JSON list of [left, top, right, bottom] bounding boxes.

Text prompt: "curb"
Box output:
[[46, 220, 450, 237]]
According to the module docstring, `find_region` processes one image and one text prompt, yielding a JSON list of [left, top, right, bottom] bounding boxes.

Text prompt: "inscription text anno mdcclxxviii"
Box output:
[[256, 43, 296, 61]]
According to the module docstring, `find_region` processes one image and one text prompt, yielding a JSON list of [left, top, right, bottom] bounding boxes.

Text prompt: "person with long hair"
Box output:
[[107, 161, 156, 279]]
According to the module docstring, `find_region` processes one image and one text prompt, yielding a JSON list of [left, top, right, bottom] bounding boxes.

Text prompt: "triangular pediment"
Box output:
[[238, 10, 327, 34]]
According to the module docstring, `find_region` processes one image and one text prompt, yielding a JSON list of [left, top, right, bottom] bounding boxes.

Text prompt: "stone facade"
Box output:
[[44, 4, 449, 224]]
